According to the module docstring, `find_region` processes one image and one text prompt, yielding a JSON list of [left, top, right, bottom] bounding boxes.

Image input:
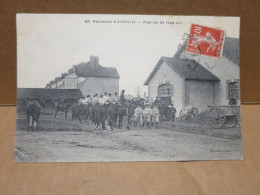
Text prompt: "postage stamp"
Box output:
[[186, 24, 225, 58]]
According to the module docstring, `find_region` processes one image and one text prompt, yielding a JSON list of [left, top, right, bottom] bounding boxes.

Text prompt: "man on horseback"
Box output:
[[113, 92, 119, 104], [82, 95, 91, 105]]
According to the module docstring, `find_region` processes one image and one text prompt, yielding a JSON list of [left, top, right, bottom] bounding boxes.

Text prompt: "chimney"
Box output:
[[90, 55, 99, 69]]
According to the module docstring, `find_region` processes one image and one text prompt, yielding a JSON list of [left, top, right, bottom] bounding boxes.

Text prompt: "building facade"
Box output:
[[46, 56, 120, 97], [144, 37, 240, 113]]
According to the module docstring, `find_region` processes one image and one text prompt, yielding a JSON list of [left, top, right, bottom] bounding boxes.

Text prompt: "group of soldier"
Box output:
[[78, 91, 121, 106], [77, 90, 177, 129]]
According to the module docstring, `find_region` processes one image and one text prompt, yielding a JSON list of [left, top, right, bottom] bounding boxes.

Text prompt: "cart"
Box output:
[[207, 105, 241, 129]]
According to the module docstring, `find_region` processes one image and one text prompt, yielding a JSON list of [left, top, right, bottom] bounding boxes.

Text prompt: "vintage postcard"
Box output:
[[15, 14, 242, 162]]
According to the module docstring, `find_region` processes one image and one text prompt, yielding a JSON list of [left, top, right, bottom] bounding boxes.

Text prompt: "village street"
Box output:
[[15, 115, 242, 162]]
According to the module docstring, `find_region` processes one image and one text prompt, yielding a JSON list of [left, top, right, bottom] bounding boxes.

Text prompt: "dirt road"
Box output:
[[14, 115, 242, 162]]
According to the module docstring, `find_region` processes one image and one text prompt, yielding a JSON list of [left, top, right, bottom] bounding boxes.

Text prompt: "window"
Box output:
[[158, 84, 172, 97], [226, 80, 240, 100]]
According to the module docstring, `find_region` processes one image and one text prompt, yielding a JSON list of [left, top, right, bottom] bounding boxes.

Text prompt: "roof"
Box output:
[[144, 40, 220, 85], [222, 37, 239, 65], [74, 62, 120, 78], [17, 88, 83, 100]]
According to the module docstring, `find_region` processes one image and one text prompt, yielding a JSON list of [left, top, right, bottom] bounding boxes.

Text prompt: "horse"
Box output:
[[53, 99, 74, 119], [26, 101, 42, 131], [107, 103, 118, 130]]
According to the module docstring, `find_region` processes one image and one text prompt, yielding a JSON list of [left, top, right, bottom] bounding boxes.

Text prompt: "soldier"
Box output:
[[113, 92, 119, 103], [143, 103, 153, 129], [107, 93, 112, 104], [120, 90, 128, 113], [120, 90, 126, 103], [153, 96, 160, 107], [82, 95, 91, 105], [168, 104, 177, 127], [134, 103, 143, 126], [152, 105, 160, 129], [92, 94, 99, 104], [103, 92, 109, 103], [78, 96, 84, 105], [144, 97, 151, 106], [99, 95, 105, 105]]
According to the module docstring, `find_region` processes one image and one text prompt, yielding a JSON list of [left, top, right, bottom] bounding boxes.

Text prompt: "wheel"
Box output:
[[208, 108, 226, 129], [225, 116, 238, 128], [191, 107, 199, 117]]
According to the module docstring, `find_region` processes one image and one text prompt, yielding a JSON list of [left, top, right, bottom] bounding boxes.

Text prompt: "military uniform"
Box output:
[[143, 104, 152, 128], [134, 105, 143, 125]]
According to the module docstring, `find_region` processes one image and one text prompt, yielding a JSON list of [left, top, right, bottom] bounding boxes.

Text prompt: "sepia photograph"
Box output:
[[15, 14, 242, 162]]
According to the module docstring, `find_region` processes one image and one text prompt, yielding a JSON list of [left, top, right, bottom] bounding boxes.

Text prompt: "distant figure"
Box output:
[[99, 95, 105, 105], [168, 104, 177, 127], [120, 90, 126, 103], [144, 97, 150, 106], [106, 93, 112, 104], [78, 96, 84, 105], [103, 92, 109, 104], [113, 92, 119, 103], [82, 95, 91, 105], [153, 96, 160, 107], [152, 105, 160, 129], [143, 103, 153, 129], [134, 104, 143, 126], [92, 94, 99, 104]]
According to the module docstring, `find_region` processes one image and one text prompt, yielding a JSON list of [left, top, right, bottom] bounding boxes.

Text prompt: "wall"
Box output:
[[64, 73, 77, 89], [185, 80, 216, 112], [181, 52, 240, 105], [148, 61, 184, 113], [77, 77, 119, 97]]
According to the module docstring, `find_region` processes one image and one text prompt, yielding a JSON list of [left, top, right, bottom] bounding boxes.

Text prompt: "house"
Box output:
[[144, 37, 240, 113], [46, 56, 120, 97]]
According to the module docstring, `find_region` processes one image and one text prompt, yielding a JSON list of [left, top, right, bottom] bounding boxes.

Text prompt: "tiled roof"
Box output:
[[222, 37, 239, 65], [17, 88, 83, 99], [74, 62, 120, 78]]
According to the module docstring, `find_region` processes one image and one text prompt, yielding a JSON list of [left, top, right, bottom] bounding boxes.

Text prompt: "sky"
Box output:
[[17, 14, 240, 96]]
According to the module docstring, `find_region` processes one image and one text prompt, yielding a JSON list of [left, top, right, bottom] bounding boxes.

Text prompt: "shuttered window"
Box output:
[[226, 80, 240, 100]]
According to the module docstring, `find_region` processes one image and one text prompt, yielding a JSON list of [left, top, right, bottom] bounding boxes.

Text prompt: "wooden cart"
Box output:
[[207, 105, 241, 129]]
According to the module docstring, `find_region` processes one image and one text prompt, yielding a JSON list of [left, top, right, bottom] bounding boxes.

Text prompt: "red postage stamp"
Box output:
[[187, 24, 225, 58]]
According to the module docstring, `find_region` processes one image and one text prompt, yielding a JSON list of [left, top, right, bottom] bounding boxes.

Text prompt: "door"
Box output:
[[158, 84, 172, 106]]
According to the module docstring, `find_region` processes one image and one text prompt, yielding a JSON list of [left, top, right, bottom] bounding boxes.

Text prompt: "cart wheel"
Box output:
[[208, 108, 226, 129], [225, 116, 238, 128], [191, 107, 199, 117]]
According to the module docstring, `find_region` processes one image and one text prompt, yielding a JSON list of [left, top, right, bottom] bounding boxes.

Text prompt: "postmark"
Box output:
[[186, 24, 225, 59]]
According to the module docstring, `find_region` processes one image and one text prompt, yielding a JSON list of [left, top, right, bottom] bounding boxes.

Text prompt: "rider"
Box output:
[[120, 90, 128, 113], [99, 95, 105, 105], [134, 103, 143, 126], [82, 95, 91, 105], [92, 94, 99, 104], [107, 93, 112, 104], [113, 92, 119, 103], [78, 96, 84, 105]]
